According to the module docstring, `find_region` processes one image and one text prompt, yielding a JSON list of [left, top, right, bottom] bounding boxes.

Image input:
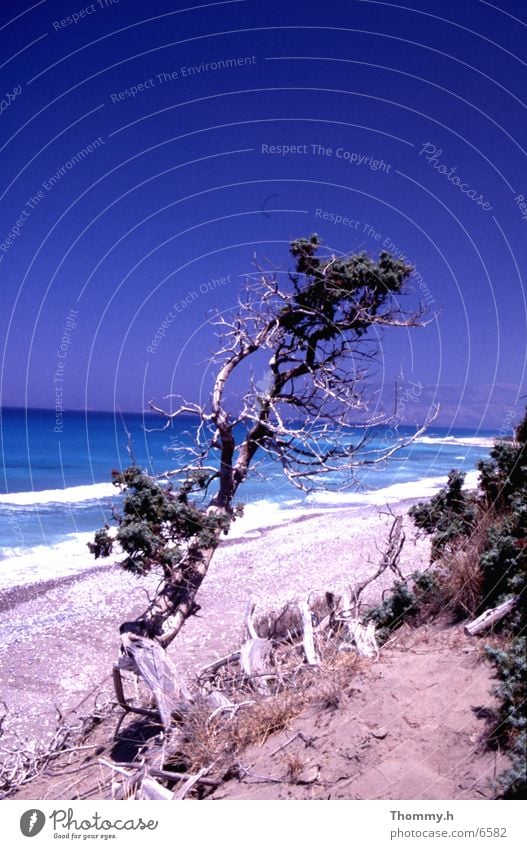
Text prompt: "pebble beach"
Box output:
[[0, 504, 430, 748]]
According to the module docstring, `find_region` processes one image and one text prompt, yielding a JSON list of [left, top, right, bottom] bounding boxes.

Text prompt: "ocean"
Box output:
[[0, 407, 496, 590]]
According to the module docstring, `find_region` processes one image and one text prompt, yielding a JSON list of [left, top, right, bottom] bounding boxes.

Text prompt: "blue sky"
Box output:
[[1, 0, 526, 429]]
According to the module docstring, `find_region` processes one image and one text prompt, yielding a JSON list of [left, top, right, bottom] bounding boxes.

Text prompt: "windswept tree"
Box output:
[[91, 235, 433, 652]]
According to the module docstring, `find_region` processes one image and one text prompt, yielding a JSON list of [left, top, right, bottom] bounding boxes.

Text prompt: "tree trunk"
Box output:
[[116, 534, 222, 715], [123, 539, 219, 649]]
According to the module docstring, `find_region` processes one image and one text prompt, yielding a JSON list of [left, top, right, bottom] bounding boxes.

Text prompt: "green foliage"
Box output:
[[476, 421, 527, 613], [88, 466, 232, 577], [479, 517, 526, 611], [409, 470, 477, 560], [366, 571, 439, 643], [478, 435, 527, 510], [285, 236, 413, 341], [485, 638, 527, 797], [367, 580, 417, 643], [412, 568, 441, 596], [290, 237, 411, 299], [479, 419, 527, 797]]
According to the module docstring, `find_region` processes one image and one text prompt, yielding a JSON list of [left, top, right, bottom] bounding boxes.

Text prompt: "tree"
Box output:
[[91, 235, 432, 650]]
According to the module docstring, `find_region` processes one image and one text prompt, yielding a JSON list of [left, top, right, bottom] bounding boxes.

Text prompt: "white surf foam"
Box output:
[[0, 531, 118, 591], [307, 470, 480, 507], [0, 471, 482, 590], [0, 482, 117, 506], [416, 436, 496, 448]]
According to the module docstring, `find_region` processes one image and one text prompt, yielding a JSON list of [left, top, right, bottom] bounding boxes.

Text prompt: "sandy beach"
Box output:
[[0, 503, 430, 747]]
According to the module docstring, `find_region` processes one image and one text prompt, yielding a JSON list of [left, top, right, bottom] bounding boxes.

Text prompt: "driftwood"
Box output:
[[198, 651, 241, 680], [244, 599, 259, 639], [206, 690, 234, 711], [464, 596, 517, 636], [240, 638, 274, 691], [139, 776, 174, 800], [300, 599, 319, 665], [100, 758, 216, 801], [205, 698, 253, 728], [117, 634, 191, 728], [347, 619, 379, 659], [173, 767, 211, 800], [0, 698, 115, 799], [254, 595, 331, 640], [244, 597, 322, 666], [334, 589, 379, 658], [352, 514, 405, 604], [150, 767, 218, 787]]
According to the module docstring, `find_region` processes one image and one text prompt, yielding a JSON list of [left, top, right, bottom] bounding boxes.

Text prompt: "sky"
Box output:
[[0, 0, 526, 429]]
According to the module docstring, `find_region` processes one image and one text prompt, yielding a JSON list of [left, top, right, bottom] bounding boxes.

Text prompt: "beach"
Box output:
[[0, 503, 430, 748]]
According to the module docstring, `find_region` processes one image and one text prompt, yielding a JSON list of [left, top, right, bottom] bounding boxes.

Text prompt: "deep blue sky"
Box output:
[[1, 0, 526, 429]]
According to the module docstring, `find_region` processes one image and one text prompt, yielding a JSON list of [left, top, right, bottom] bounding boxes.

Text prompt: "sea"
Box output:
[[0, 407, 498, 591]]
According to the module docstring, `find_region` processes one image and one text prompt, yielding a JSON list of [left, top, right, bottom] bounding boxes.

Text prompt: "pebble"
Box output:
[[371, 726, 388, 739]]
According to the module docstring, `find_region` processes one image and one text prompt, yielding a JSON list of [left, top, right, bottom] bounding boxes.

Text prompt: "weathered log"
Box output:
[[119, 634, 191, 728], [335, 587, 354, 627], [198, 650, 241, 679], [139, 776, 174, 800], [464, 596, 517, 636], [244, 599, 259, 639], [112, 664, 161, 722], [173, 767, 210, 800], [150, 767, 218, 787], [99, 758, 140, 800], [240, 637, 273, 691], [255, 594, 331, 640], [259, 601, 302, 640], [346, 619, 379, 659], [300, 599, 319, 665], [335, 589, 378, 658]]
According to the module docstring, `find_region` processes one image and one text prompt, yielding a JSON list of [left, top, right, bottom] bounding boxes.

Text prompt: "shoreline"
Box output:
[[0, 468, 482, 586], [0, 497, 426, 611]]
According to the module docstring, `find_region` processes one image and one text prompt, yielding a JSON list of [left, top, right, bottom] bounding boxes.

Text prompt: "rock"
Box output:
[[296, 764, 320, 784], [371, 726, 388, 739]]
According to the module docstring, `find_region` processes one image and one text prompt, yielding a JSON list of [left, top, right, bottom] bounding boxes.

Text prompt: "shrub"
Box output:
[[408, 410, 527, 797], [485, 638, 526, 798], [366, 571, 440, 643], [409, 470, 477, 560]]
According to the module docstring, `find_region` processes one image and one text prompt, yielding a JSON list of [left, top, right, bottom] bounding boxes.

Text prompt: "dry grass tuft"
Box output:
[[167, 642, 361, 779], [438, 548, 483, 617], [284, 751, 305, 781], [165, 688, 304, 776], [436, 515, 493, 617], [233, 690, 301, 748]]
